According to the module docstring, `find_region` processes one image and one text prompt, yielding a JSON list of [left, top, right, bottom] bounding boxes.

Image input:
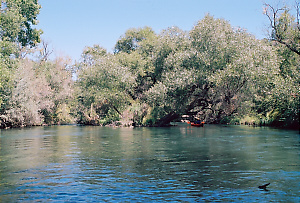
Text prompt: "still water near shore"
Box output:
[[0, 124, 299, 202]]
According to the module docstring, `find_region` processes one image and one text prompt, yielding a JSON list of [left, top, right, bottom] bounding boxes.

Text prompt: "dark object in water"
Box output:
[[258, 183, 270, 190]]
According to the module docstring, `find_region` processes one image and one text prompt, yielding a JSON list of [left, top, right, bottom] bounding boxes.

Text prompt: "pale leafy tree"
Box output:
[[1, 56, 75, 128], [0, 0, 74, 127], [4, 59, 53, 127], [37, 56, 74, 124]]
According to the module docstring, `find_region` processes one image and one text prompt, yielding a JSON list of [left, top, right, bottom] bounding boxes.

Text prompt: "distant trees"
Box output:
[[75, 14, 298, 128]]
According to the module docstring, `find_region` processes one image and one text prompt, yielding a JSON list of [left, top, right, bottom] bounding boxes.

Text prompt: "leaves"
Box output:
[[0, 0, 42, 48]]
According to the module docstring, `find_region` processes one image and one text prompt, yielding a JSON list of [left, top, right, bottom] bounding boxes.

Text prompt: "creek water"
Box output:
[[0, 124, 299, 202]]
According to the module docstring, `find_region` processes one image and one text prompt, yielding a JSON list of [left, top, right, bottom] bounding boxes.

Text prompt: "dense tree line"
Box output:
[[1, 0, 299, 129], [75, 15, 298, 129]]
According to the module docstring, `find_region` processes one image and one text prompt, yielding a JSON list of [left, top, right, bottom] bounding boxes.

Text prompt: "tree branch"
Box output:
[[264, 2, 300, 55]]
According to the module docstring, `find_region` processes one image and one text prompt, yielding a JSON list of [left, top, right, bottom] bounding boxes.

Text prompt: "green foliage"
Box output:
[[116, 50, 154, 100], [75, 46, 136, 125], [0, 0, 43, 126], [0, 0, 42, 48], [114, 26, 156, 54], [141, 15, 280, 125], [0, 59, 13, 110], [254, 71, 299, 129]]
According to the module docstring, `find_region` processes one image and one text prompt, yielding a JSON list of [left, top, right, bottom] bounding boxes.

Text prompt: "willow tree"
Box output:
[[76, 46, 136, 125], [142, 26, 194, 125], [144, 15, 280, 126]]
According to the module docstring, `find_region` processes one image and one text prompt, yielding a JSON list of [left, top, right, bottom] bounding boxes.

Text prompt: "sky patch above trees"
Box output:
[[37, 0, 289, 61]]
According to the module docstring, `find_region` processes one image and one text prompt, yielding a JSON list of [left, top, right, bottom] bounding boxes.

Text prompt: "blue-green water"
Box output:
[[0, 124, 299, 202]]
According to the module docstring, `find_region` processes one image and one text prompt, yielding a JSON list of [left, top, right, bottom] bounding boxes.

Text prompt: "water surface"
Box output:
[[0, 124, 299, 202]]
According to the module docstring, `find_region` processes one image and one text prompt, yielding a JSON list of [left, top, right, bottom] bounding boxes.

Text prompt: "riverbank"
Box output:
[[1, 120, 298, 131]]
